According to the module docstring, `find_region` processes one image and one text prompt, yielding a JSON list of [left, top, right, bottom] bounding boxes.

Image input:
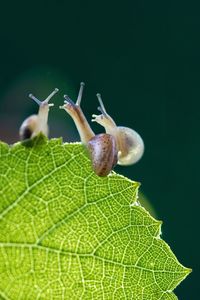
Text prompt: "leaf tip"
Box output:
[[186, 267, 192, 274]]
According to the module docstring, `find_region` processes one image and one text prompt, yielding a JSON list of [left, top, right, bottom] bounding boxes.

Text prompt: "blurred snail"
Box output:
[[60, 83, 117, 176], [60, 83, 144, 176], [19, 88, 59, 140]]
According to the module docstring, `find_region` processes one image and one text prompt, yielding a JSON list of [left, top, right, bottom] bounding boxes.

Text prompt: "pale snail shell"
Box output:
[[113, 126, 144, 165], [60, 83, 144, 176], [19, 88, 59, 140]]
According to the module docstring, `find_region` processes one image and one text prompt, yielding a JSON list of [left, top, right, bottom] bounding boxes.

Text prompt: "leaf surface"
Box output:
[[0, 135, 191, 300]]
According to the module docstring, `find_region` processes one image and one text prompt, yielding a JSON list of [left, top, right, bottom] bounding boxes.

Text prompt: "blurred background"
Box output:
[[0, 0, 198, 298]]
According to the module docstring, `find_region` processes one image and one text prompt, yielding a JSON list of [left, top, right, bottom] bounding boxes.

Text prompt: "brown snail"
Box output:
[[59, 83, 117, 176], [19, 88, 59, 140], [60, 83, 144, 176]]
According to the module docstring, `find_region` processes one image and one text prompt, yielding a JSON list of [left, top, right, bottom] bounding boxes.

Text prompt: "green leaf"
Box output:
[[0, 135, 191, 300]]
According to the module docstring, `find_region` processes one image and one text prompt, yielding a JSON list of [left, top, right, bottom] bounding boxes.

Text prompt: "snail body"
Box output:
[[60, 83, 118, 176], [19, 88, 59, 140]]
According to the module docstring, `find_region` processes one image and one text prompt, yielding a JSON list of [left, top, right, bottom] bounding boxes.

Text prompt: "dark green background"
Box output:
[[0, 1, 198, 299]]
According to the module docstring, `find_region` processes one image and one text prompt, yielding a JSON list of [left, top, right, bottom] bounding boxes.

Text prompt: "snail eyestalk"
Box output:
[[63, 95, 76, 106], [29, 88, 59, 106], [76, 82, 85, 106], [96, 93, 108, 116], [29, 94, 42, 106], [44, 88, 59, 104]]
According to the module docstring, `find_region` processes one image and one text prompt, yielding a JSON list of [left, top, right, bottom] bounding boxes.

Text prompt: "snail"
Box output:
[[92, 93, 144, 166], [19, 88, 59, 140], [59, 82, 118, 176]]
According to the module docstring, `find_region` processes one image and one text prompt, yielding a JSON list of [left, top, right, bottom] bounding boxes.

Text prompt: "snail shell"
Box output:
[[87, 133, 118, 176], [116, 126, 144, 165], [19, 115, 48, 140]]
